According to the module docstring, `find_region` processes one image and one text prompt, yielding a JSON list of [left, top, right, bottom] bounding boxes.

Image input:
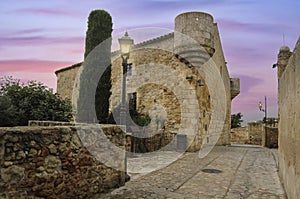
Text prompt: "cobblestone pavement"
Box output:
[[93, 145, 287, 199]]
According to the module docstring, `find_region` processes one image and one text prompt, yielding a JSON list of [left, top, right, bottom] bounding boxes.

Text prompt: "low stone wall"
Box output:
[[131, 130, 176, 153], [0, 125, 126, 199], [230, 123, 278, 148], [230, 127, 248, 144], [247, 122, 263, 145], [28, 120, 75, 127]]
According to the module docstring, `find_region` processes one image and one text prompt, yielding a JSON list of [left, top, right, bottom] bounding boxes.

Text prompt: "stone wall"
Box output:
[[211, 23, 236, 146], [55, 63, 82, 101], [110, 48, 211, 152], [247, 122, 263, 145], [0, 125, 126, 198], [28, 120, 75, 127], [230, 122, 278, 147], [264, 127, 278, 148], [55, 11, 240, 152], [277, 38, 300, 199], [131, 130, 176, 153], [230, 127, 248, 144]]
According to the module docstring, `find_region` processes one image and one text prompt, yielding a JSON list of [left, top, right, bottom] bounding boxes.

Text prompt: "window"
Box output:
[[128, 92, 137, 111]]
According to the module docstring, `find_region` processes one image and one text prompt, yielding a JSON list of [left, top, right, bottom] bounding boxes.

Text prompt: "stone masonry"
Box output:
[[277, 37, 300, 199], [55, 11, 240, 151], [0, 125, 126, 198], [231, 122, 278, 147]]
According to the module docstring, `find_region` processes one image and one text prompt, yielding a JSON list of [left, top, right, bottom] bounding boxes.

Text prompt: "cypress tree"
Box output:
[[76, 10, 113, 123], [84, 10, 113, 59]]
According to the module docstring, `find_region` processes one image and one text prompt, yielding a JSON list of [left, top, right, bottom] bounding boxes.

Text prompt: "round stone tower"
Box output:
[[277, 46, 292, 79], [174, 12, 215, 67]]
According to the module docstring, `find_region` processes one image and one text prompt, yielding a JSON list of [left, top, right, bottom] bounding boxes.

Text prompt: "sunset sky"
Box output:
[[1, 0, 299, 124]]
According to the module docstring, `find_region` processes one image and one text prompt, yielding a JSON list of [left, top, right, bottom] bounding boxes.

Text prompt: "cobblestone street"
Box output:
[[95, 145, 286, 199]]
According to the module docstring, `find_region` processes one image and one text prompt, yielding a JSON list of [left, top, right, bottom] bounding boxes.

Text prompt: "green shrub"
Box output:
[[0, 76, 72, 127]]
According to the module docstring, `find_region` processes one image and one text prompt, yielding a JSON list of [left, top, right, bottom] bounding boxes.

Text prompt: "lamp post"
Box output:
[[118, 31, 134, 182], [118, 32, 134, 130], [258, 96, 267, 123], [258, 96, 267, 147]]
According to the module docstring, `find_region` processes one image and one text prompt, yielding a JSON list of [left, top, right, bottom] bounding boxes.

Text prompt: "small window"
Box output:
[[128, 92, 137, 111]]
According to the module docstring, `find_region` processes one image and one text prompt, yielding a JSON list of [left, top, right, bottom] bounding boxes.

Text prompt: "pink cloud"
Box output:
[[68, 49, 85, 54], [0, 59, 74, 73], [0, 71, 58, 91], [0, 36, 84, 46]]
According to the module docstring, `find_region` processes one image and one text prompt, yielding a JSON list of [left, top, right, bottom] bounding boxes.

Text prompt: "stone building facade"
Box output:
[[277, 38, 300, 199], [55, 12, 240, 152]]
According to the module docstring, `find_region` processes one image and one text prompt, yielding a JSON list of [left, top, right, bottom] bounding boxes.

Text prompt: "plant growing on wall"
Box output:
[[77, 9, 113, 123], [107, 105, 151, 127], [0, 76, 72, 127]]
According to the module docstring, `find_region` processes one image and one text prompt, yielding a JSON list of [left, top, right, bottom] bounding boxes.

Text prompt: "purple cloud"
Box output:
[[217, 19, 292, 34], [14, 8, 79, 17], [14, 28, 45, 35], [237, 75, 264, 93]]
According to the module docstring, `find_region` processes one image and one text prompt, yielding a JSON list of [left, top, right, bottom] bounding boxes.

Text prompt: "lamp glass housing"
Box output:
[[258, 102, 263, 110], [118, 32, 134, 60]]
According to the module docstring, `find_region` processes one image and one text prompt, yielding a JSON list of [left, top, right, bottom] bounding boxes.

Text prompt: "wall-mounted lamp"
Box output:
[[197, 80, 204, 86], [186, 75, 193, 81], [272, 63, 278, 68]]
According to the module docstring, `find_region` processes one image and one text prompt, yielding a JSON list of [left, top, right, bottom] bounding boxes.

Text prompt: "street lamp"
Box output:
[[118, 31, 134, 183], [118, 31, 134, 129], [258, 96, 267, 123], [258, 96, 268, 147]]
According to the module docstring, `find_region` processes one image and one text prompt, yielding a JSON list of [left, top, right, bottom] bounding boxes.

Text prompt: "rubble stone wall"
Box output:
[[0, 125, 126, 199], [247, 122, 263, 145], [230, 127, 248, 144]]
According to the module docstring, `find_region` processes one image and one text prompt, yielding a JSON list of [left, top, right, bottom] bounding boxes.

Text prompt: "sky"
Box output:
[[0, 0, 299, 125]]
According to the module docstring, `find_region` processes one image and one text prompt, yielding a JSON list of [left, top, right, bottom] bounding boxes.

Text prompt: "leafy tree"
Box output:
[[231, 112, 243, 128], [0, 95, 18, 126], [77, 9, 112, 123], [0, 76, 72, 127]]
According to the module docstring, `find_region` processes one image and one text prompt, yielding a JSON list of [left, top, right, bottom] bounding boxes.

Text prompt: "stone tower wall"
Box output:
[[211, 24, 232, 145], [110, 48, 211, 152], [174, 12, 215, 58], [277, 37, 300, 199]]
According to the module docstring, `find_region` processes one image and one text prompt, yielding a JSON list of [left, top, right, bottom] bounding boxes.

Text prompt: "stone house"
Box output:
[[55, 12, 240, 152]]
